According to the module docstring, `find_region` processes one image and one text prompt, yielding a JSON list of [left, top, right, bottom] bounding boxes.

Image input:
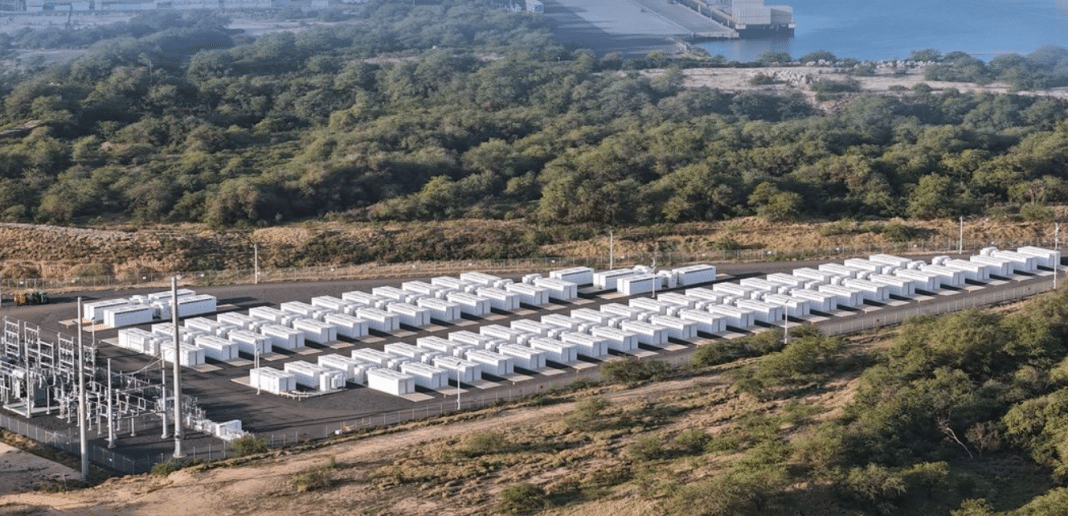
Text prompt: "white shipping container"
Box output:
[[249, 306, 295, 326], [402, 280, 454, 299], [654, 292, 698, 309], [459, 272, 502, 287], [176, 295, 216, 318], [285, 361, 345, 391], [705, 304, 755, 329], [504, 282, 550, 306], [619, 320, 669, 346], [161, 341, 205, 366], [351, 348, 392, 368], [617, 274, 658, 296], [474, 287, 522, 311], [311, 296, 359, 315], [318, 354, 369, 383], [571, 308, 620, 327], [868, 254, 911, 268], [228, 329, 271, 356], [629, 297, 677, 316], [868, 274, 917, 297], [921, 264, 967, 286], [480, 324, 529, 344], [590, 326, 639, 352], [147, 289, 197, 301], [967, 256, 1013, 278], [792, 267, 840, 284], [712, 282, 762, 300], [765, 273, 807, 289], [1016, 246, 1060, 268], [463, 349, 515, 376], [367, 368, 416, 396], [342, 291, 390, 309], [672, 264, 717, 286], [549, 266, 594, 286], [324, 313, 369, 339], [217, 312, 264, 332], [943, 259, 992, 282], [529, 337, 578, 364], [841, 278, 889, 302], [788, 289, 838, 313], [843, 258, 887, 274], [185, 317, 234, 338], [558, 332, 609, 358], [511, 319, 563, 338], [195, 335, 240, 361], [991, 250, 1038, 273], [416, 336, 456, 356], [83, 299, 131, 322], [648, 315, 698, 340], [739, 278, 789, 295], [259, 324, 305, 350], [678, 308, 726, 334], [280, 301, 329, 321], [384, 342, 423, 362], [416, 297, 463, 322], [733, 299, 785, 324], [819, 263, 861, 278], [249, 367, 296, 395], [431, 276, 478, 292], [684, 287, 730, 303], [433, 356, 481, 383], [117, 328, 161, 354], [817, 284, 864, 308], [893, 268, 941, 292], [386, 303, 431, 327], [373, 286, 419, 304], [151, 323, 203, 345], [532, 277, 578, 301], [600, 303, 655, 322], [400, 362, 449, 390], [449, 330, 500, 350], [593, 269, 642, 290], [446, 292, 492, 316], [102, 304, 154, 328], [292, 318, 338, 344], [761, 293, 812, 318], [541, 314, 585, 331], [355, 307, 400, 332], [498, 344, 547, 370]]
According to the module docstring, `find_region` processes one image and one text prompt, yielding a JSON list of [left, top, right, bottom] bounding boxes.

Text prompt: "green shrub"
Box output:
[[812, 78, 861, 93], [628, 435, 667, 461], [882, 222, 915, 242], [498, 483, 548, 515], [674, 429, 712, 454], [1020, 203, 1053, 221], [230, 435, 268, 456], [692, 341, 735, 366], [292, 461, 335, 493], [600, 359, 671, 386], [151, 459, 184, 476], [565, 397, 613, 430], [748, 74, 779, 85], [460, 431, 508, 457]]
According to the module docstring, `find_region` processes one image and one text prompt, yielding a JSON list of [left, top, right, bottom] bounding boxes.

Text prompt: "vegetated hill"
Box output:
[[0, 215, 1061, 285], [6, 288, 1068, 515], [0, 1, 1065, 235]]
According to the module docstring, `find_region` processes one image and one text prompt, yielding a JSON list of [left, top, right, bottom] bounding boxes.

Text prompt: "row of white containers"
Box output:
[[83, 289, 217, 329], [550, 264, 717, 295]]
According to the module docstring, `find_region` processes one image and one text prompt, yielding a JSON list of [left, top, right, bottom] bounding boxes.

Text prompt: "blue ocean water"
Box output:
[[697, 0, 1068, 61]]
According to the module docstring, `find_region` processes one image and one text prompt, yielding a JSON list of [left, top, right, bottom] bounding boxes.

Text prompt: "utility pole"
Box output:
[[782, 302, 789, 344], [609, 230, 614, 270], [253, 244, 259, 285], [77, 297, 88, 480], [958, 216, 964, 254], [171, 277, 183, 458], [1056, 223, 1060, 290], [107, 358, 115, 449]]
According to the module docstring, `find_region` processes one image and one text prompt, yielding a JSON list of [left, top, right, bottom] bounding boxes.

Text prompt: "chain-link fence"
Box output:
[[2, 237, 1062, 294], [0, 411, 152, 475]]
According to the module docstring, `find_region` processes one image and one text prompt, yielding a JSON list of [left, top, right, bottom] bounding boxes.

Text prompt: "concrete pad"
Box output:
[[226, 358, 253, 366], [602, 292, 627, 299], [987, 280, 1009, 285], [631, 350, 658, 358], [804, 316, 830, 323], [485, 314, 508, 320], [192, 364, 220, 372], [400, 393, 435, 402], [456, 320, 477, 327], [888, 300, 910, 306], [663, 344, 688, 351], [393, 330, 417, 337], [360, 336, 385, 344], [296, 348, 319, 355], [513, 309, 537, 316], [573, 299, 594, 305], [470, 380, 500, 389], [424, 324, 449, 332], [572, 362, 598, 370], [546, 304, 567, 311], [501, 373, 535, 382], [435, 387, 469, 395], [327, 341, 354, 349], [937, 290, 960, 296], [539, 368, 567, 376], [262, 352, 286, 361]]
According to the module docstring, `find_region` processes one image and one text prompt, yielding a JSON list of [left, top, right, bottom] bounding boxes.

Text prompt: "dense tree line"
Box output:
[[0, 1, 1065, 228]]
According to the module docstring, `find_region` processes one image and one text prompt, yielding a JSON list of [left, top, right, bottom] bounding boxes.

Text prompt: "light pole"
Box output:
[[958, 216, 964, 255], [171, 277, 183, 458], [76, 297, 88, 480], [609, 230, 614, 270], [253, 244, 259, 285], [1056, 223, 1060, 290]]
